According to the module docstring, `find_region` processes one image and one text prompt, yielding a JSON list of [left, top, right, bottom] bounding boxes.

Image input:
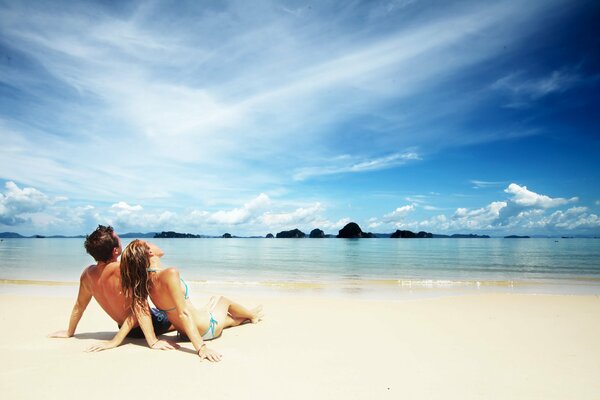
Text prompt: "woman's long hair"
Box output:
[[120, 240, 150, 314]]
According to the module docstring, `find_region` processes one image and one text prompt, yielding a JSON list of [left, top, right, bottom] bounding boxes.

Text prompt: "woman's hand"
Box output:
[[198, 345, 222, 362], [151, 340, 180, 350], [86, 340, 118, 352]]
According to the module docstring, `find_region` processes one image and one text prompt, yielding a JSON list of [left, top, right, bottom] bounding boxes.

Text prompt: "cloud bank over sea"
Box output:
[[1, 181, 598, 236]]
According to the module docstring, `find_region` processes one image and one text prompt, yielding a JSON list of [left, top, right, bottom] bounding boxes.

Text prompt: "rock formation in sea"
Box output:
[[390, 230, 433, 238], [504, 235, 530, 239], [337, 222, 375, 238], [222, 233, 232, 238], [451, 234, 490, 238], [154, 231, 202, 238], [266, 233, 274, 238], [309, 228, 325, 238], [432, 233, 490, 238], [276, 228, 306, 238], [0, 232, 25, 238]]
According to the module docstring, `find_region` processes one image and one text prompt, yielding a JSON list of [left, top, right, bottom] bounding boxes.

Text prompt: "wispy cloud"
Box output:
[[470, 180, 505, 189], [293, 152, 420, 181], [492, 68, 582, 108], [0, 0, 570, 204]]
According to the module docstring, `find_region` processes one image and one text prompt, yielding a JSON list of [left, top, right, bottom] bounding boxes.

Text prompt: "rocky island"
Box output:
[[154, 231, 203, 238], [337, 222, 375, 238], [276, 229, 306, 238]]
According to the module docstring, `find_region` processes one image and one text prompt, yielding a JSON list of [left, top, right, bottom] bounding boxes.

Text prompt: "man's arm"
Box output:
[[48, 272, 92, 338]]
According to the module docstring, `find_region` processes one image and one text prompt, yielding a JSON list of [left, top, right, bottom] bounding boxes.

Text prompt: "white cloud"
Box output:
[[293, 152, 420, 181], [405, 195, 428, 204], [365, 183, 595, 234], [492, 69, 582, 106], [103, 201, 177, 231], [367, 217, 382, 229], [383, 204, 416, 221], [451, 201, 507, 229], [207, 193, 271, 225], [504, 183, 577, 208], [470, 179, 504, 189], [533, 207, 600, 230], [2, 178, 598, 236], [111, 202, 143, 213], [394, 214, 450, 231], [317, 218, 351, 231], [260, 203, 323, 227], [0, 181, 58, 226], [367, 204, 417, 228]]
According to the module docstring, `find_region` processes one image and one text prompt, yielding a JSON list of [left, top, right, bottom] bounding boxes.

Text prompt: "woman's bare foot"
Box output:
[[251, 305, 264, 323]]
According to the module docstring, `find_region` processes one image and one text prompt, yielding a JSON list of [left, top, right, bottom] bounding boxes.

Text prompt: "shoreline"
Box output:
[[2, 275, 600, 301], [1, 291, 599, 399]]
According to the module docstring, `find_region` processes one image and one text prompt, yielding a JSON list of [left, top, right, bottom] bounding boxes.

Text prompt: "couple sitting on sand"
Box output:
[[49, 225, 262, 361]]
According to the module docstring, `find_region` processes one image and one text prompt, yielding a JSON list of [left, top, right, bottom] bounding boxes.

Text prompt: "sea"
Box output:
[[1, 237, 599, 299]]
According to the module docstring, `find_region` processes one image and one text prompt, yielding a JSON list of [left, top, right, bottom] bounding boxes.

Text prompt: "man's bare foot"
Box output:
[[251, 305, 264, 323]]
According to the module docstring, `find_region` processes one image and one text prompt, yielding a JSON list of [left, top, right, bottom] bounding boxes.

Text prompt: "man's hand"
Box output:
[[86, 340, 118, 352], [151, 340, 180, 350], [48, 330, 72, 338]]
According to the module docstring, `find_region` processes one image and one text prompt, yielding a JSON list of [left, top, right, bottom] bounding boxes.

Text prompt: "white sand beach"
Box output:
[[1, 291, 599, 400]]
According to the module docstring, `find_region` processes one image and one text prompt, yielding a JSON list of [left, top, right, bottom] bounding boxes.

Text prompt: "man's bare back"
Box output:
[[81, 260, 129, 324]]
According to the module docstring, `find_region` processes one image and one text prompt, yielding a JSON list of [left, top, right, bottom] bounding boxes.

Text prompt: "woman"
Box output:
[[112, 239, 262, 361]]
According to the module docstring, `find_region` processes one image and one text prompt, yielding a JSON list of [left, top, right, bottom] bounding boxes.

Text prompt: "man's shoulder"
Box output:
[[104, 260, 121, 271], [81, 263, 97, 278], [81, 261, 120, 282]]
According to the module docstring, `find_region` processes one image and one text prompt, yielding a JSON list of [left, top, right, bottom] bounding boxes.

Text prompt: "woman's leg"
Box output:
[[211, 296, 263, 334]]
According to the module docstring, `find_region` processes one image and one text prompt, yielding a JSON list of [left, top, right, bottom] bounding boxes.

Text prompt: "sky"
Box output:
[[0, 0, 599, 237]]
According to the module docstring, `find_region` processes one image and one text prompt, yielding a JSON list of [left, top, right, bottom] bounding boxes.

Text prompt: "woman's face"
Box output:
[[140, 241, 154, 258]]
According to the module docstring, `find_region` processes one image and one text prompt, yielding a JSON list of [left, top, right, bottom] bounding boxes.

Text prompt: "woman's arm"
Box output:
[[86, 304, 178, 352], [163, 268, 221, 362]]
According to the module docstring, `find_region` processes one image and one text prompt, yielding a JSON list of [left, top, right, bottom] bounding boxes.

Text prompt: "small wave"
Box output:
[[188, 280, 327, 289], [0, 278, 77, 286]]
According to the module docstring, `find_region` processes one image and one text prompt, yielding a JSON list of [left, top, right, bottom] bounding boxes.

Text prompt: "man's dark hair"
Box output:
[[84, 225, 119, 262]]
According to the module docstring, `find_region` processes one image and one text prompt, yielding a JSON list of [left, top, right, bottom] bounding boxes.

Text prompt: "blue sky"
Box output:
[[0, 0, 599, 236]]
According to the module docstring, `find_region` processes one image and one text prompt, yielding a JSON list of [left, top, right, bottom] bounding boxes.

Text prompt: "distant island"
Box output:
[[276, 228, 306, 238], [154, 231, 204, 238], [120, 232, 157, 238], [309, 228, 325, 238], [391, 230, 433, 238], [0, 232, 85, 239], [434, 233, 490, 239], [337, 222, 375, 238], [1, 224, 596, 239]]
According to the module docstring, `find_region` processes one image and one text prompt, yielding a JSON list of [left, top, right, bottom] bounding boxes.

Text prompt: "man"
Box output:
[[49, 225, 176, 351]]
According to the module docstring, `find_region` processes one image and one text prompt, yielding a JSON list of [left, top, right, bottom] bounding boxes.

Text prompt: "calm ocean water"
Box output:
[[1, 238, 599, 297]]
